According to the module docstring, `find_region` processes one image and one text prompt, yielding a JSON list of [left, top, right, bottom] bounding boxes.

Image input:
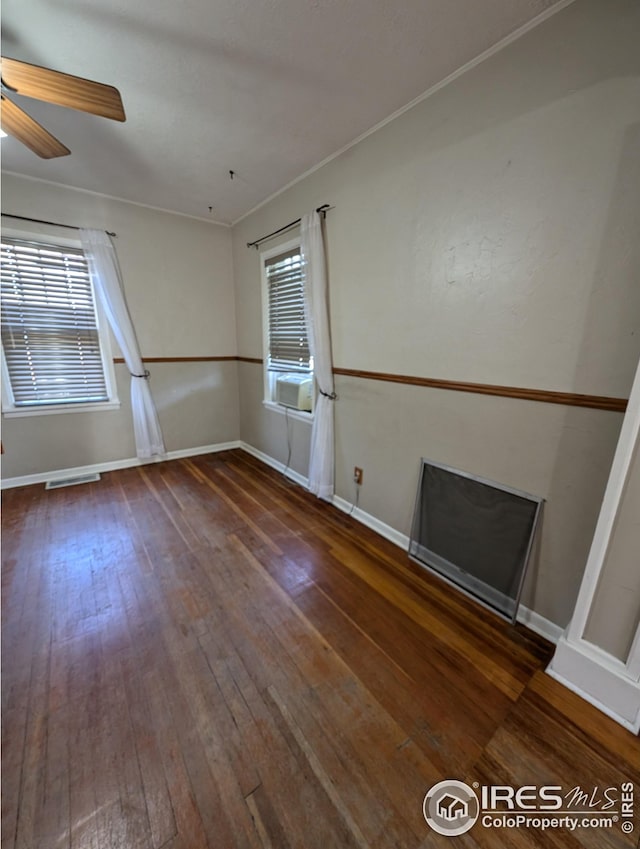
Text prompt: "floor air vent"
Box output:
[[45, 473, 101, 490]]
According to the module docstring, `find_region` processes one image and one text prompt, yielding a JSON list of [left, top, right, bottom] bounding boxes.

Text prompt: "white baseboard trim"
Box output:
[[0, 441, 242, 490], [517, 607, 564, 645], [332, 494, 410, 549], [239, 441, 309, 489], [547, 636, 640, 733], [331, 494, 562, 645]]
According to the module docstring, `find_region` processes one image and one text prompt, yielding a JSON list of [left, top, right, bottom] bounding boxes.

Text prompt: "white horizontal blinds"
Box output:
[[266, 248, 311, 373], [1, 238, 108, 406]]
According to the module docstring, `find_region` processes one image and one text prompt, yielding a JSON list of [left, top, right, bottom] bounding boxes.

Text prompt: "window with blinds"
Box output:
[[1, 237, 110, 408], [265, 248, 311, 374]]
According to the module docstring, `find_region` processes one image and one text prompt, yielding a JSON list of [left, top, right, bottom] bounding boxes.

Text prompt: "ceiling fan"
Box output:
[[0, 57, 126, 159]]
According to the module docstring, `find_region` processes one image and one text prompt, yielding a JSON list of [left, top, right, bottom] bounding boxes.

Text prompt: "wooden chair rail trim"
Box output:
[[113, 356, 238, 363], [333, 367, 628, 412], [113, 357, 628, 412], [113, 356, 263, 364]]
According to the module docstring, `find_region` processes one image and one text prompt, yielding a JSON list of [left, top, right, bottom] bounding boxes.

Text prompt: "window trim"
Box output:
[[1, 227, 120, 418], [260, 238, 314, 418], [261, 399, 313, 423]]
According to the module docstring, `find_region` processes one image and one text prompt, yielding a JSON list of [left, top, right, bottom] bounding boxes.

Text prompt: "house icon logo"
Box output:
[[438, 793, 469, 821], [423, 780, 479, 836]]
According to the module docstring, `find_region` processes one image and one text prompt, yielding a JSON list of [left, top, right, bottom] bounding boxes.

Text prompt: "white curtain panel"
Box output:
[[301, 211, 335, 500], [79, 229, 166, 459]]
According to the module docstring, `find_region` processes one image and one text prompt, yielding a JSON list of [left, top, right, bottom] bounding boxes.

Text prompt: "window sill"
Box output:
[[263, 400, 313, 423], [2, 400, 121, 418]]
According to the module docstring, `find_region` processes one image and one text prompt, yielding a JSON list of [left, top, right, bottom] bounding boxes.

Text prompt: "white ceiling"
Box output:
[[2, 0, 566, 224]]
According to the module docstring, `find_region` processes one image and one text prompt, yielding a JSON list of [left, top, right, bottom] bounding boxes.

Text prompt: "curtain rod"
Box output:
[[246, 204, 331, 249], [1, 213, 116, 238]]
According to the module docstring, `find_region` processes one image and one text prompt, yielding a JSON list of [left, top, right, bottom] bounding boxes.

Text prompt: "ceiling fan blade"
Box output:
[[1, 57, 126, 122], [1, 94, 70, 158]]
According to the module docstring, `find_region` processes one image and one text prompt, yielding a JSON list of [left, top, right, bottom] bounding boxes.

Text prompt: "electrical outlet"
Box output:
[[354, 467, 363, 486]]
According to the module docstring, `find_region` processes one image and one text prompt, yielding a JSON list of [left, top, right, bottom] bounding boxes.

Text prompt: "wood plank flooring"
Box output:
[[2, 449, 638, 848]]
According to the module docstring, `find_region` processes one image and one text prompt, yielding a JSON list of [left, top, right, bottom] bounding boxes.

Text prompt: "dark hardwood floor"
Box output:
[[2, 449, 638, 848]]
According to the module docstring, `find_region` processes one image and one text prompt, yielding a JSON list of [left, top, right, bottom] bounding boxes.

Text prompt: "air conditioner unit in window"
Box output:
[[275, 374, 313, 411]]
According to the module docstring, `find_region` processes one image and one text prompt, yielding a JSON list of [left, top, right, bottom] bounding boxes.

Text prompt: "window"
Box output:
[[1, 236, 118, 416], [262, 241, 313, 414], [266, 246, 310, 373]]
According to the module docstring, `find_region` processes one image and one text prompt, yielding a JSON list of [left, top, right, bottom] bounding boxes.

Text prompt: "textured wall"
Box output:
[[1, 175, 239, 477], [232, 0, 640, 627]]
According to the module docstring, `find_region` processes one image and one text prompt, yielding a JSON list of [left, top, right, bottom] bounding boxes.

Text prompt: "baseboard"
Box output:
[[516, 607, 564, 645], [162, 441, 241, 461], [332, 494, 410, 549], [0, 441, 242, 490], [331, 494, 562, 645], [239, 442, 309, 489], [547, 636, 640, 733]]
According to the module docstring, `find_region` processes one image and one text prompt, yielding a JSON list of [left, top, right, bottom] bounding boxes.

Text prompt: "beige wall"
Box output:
[[232, 0, 640, 626], [584, 441, 640, 660], [1, 175, 239, 477], [2, 0, 639, 630]]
